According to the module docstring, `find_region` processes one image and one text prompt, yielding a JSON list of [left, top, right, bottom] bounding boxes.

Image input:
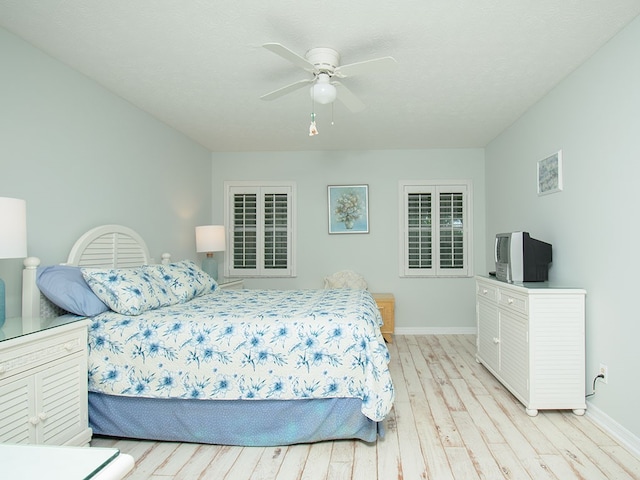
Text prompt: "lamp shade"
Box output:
[[195, 225, 226, 253], [0, 197, 27, 259]]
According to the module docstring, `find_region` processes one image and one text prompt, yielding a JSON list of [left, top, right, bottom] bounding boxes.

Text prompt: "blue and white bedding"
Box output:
[[87, 288, 394, 422]]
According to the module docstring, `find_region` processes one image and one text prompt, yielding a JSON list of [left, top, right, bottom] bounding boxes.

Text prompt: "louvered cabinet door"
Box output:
[[34, 353, 88, 445], [476, 279, 499, 373], [0, 375, 36, 444]]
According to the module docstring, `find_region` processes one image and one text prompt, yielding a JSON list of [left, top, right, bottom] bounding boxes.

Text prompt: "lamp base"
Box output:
[[201, 256, 219, 281]]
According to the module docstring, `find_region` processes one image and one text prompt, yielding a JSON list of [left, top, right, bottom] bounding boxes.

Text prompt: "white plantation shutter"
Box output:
[[438, 190, 465, 271], [225, 182, 296, 277], [400, 181, 471, 277], [407, 189, 433, 269], [232, 192, 258, 270], [264, 192, 289, 270]]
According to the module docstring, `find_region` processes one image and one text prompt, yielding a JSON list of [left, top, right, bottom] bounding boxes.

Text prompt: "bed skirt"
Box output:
[[89, 392, 383, 446]]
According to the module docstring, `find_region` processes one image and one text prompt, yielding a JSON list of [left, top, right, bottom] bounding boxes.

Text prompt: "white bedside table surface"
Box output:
[[0, 444, 134, 479], [0, 314, 85, 343]]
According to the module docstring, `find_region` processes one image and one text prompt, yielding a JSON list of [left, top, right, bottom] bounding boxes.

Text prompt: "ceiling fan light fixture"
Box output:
[[310, 74, 337, 104]]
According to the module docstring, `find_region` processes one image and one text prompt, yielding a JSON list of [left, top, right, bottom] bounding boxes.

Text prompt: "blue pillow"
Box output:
[[36, 265, 110, 317]]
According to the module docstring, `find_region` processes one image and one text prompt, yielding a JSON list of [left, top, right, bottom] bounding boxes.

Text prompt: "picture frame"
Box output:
[[537, 150, 563, 196], [328, 185, 369, 234]]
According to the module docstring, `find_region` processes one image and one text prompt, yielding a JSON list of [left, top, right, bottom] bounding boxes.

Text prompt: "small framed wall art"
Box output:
[[328, 184, 369, 234], [537, 150, 563, 196]]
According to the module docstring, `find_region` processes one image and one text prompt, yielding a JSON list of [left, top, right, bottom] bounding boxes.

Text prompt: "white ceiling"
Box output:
[[1, 1, 639, 152]]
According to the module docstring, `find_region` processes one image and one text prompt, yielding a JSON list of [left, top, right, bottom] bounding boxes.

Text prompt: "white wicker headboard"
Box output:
[[22, 224, 168, 319]]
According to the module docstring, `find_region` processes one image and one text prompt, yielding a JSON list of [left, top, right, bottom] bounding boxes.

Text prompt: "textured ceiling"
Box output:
[[1, 1, 639, 152]]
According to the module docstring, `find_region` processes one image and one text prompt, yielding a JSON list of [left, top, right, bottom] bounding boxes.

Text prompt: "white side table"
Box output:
[[0, 317, 92, 446], [217, 278, 244, 290], [0, 444, 134, 479]]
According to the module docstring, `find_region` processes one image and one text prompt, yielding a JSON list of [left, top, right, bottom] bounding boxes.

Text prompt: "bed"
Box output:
[[22, 225, 394, 446]]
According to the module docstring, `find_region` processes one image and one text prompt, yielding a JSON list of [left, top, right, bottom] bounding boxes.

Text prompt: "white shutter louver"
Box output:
[[407, 192, 432, 269], [264, 193, 288, 270], [233, 193, 257, 270], [439, 192, 465, 270]]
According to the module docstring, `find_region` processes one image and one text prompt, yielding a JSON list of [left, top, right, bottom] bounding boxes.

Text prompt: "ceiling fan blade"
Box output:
[[262, 43, 316, 73], [333, 82, 366, 112], [260, 78, 312, 101], [334, 56, 397, 78]]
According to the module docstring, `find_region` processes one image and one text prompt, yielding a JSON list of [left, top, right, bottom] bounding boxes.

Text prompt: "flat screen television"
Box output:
[[495, 231, 552, 283]]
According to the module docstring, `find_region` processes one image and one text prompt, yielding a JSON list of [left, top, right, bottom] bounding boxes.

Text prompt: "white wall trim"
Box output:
[[586, 401, 640, 457], [395, 327, 477, 335]]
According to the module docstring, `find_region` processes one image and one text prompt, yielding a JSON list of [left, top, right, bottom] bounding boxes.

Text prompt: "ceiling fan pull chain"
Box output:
[[309, 112, 319, 136]]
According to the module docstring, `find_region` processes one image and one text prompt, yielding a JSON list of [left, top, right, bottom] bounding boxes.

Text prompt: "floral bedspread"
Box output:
[[87, 288, 395, 421]]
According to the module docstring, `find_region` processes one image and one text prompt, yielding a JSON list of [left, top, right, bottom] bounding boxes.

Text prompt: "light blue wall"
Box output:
[[486, 17, 640, 438], [0, 27, 213, 317], [212, 149, 486, 331]]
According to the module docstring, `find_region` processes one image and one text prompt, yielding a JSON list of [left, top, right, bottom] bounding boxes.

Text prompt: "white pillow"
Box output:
[[323, 270, 368, 289], [144, 260, 217, 303], [82, 267, 179, 315]]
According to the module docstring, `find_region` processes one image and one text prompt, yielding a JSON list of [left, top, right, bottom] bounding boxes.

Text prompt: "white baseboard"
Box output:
[[586, 401, 640, 457], [394, 327, 477, 335]]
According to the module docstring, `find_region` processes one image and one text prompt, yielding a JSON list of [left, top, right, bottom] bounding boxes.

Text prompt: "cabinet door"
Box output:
[[0, 352, 86, 446], [476, 297, 499, 373], [0, 376, 36, 444], [498, 309, 529, 402], [35, 352, 87, 445]]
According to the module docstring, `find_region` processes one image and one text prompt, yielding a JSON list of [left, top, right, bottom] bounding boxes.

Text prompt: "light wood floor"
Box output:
[[91, 335, 640, 479]]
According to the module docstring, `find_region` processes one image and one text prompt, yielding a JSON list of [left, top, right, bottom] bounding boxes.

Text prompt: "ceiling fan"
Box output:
[[260, 43, 396, 112]]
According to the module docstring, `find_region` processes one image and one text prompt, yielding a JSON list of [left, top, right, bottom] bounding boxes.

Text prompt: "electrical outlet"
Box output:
[[599, 363, 608, 384]]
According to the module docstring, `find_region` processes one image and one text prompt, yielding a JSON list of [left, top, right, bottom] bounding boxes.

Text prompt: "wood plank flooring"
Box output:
[[90, 335, 640, 479]]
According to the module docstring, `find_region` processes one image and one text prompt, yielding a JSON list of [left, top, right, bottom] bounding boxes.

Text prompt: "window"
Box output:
[[399, 180, 472, 277], [224, 181, 296, 277]]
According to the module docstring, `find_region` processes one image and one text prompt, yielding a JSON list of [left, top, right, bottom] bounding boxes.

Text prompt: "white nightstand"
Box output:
[[217, 278, 244, 290], [0, 317, 92, 446]]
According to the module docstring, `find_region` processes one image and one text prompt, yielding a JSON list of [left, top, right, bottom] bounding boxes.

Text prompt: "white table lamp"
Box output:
[[0, 197, 28, 327], [195, 225, 225, 281]]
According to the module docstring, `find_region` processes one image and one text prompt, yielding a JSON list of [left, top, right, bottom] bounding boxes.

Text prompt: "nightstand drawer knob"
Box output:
[[493, 337, 500, 344], [64, 341, 77, 351], [29, 416, 40, 425]]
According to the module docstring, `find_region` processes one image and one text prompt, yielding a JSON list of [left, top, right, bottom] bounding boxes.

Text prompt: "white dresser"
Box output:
[[0, 317, 92, 446], [475, 276, 586, 416]]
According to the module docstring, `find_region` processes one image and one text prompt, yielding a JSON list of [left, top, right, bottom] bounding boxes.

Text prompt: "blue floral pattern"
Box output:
[[87, 289, 395, 421], [143, 261, 217, 302], [82, 267, 178, 315]]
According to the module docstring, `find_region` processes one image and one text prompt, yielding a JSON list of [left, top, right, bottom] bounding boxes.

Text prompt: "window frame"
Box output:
[[223, 181, 297, 278], [398, 180, 473, 278]]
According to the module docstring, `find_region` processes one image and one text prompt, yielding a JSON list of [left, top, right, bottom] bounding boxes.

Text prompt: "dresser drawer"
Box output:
[[498, 289, 528, 315], [477, 281, 498, 302], [0, 323, 87, 379]]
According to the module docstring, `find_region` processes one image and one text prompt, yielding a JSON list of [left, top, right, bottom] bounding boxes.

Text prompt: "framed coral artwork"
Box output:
[[328, 185, 369, 234]]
